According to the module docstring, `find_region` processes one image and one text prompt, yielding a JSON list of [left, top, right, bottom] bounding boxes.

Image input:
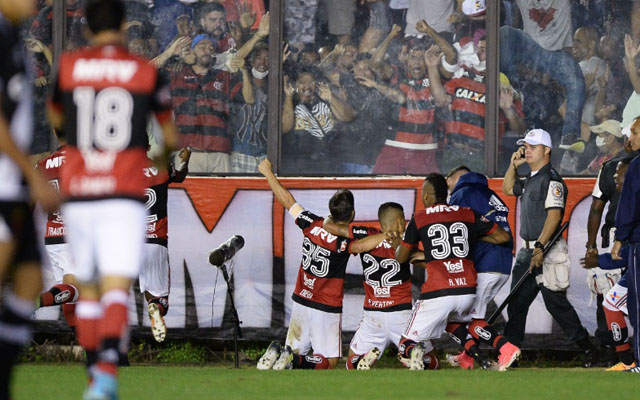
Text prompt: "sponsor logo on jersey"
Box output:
[[352, 227, 368, 236], [146, 222, 157, 234], [144, 167, 159, 177], [54, 290, 71, 304], [299, 289, 313, 299], [367, 299, 395, 308], [444, 259, 464, 273], [339, 240, 347, 253], [298, 213, 314, 224], [454, 87, 486, 103], [45, 156, 65, 169], [426, 204, 459, 214], [303, 274, 316, 290], [82, 151, 116, 172], [489, 195, 508, 212], [70, 176, 117, 195], [611, 322, 622, 342], [373, 286, 391, 298], [309, 226, 337, 243], [47, 226, 66, 236], [72, 58, 138, 83]]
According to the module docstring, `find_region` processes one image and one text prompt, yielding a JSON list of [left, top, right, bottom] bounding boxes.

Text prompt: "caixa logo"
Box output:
[[373, 286, 391, 298], [444, 260, 464, 274]]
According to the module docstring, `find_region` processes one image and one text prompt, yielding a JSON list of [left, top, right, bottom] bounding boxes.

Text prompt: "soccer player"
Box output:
[[47, 0, 177, 397], [446, 166, 520, 370], [36, 135, 79, 333], [323, 202, 439, 370], [141, 147, 190, 342], [395, 173, 513, 371], [256, 159, 389, 370], [0, 2, 60, 399]]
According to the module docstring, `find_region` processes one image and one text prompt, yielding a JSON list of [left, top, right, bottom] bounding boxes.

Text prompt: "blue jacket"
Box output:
[[449, 172, 513, 274], [598, 245, 629, 288], [615, 155, 640, 244]]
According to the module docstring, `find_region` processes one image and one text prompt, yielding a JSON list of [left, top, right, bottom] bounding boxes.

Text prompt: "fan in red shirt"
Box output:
[[394, 173, 515, 371], [47, 1, 177, 398]]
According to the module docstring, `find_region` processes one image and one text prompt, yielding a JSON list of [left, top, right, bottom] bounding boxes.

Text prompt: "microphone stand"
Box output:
[[220, 261, 242, 368]]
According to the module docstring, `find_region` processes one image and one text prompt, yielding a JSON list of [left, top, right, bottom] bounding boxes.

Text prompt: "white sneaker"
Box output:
[[257, 341, 281, 370], [357, 347, 381, 370], [272, 345, 293, 370], [409, 343, 426, 370], [148, 303, 167, 343]]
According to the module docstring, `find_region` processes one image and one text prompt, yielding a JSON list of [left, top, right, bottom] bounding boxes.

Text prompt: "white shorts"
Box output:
[[350, 309, 412, 357], [603, 283, 628, 315], [45, 243, 76, 282], [470, 273, 509, 319], [62, 199, 147, 283], [139, 243, 170, 297], [403, 294, 475, 342], [286, 301, 342, 358]]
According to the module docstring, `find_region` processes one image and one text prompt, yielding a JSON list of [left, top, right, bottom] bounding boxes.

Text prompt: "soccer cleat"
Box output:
[[272, 345, 293, 370], [607, 362, 637, 372], [148, 303, 167, 343], [497, 342, 521, 372], [257, 341, 281, 370], [357, 347, 381, 370], [409, 342, 426, 370], [397, 354, 410, 368], [446, 351, 474, 370], [83, 370, 118, 400]]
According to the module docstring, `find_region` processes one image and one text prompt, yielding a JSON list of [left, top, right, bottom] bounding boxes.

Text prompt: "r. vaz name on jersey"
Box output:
[[454, 87, 485, 104]]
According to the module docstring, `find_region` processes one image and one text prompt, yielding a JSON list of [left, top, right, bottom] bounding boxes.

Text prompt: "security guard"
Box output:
[[502, 129, 598, 367]]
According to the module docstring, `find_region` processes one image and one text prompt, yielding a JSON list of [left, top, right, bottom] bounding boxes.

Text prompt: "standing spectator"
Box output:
[[622, 35, 640, 131], [197, 2, 236, 52], [281, 68, 356, 174], [514, 0, 573, 51], [170, 34, 247, 173], [230, 42, 269, 172], [318, 0, 357, 44], [502, 129, 599, 366], [611, 116, 640, 372], [572, 26, 606, 126], [372, 40, 440, 175]]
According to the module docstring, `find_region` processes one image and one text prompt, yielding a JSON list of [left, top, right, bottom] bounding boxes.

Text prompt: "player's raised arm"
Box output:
[[323, 216, 352, 238], [258, 158, 297, 211], [349, 232, 388, 254]]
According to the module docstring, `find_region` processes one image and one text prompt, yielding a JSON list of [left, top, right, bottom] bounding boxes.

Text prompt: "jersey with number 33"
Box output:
[[50, 45, 172, 201]]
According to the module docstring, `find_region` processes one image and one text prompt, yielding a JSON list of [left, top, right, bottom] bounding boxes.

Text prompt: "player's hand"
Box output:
[[424, 44, 442, 68], [611, 240, 623, 260], [258, 159, 273, 176], [528, 249, 544, 272], [580, 254, 599, 269], [29, 172, 60, 213], [257, 12, 270, 38], [510, 146, 526, 168]]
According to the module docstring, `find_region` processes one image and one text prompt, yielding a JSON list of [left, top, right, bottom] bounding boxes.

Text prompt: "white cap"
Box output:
[[590, 119, 622, 138], [516, 129, 552, 148], [462, 0, 486, 16]]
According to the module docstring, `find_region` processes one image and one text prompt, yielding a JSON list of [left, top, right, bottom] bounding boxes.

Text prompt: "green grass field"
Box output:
[[11, 364, 639, 400]]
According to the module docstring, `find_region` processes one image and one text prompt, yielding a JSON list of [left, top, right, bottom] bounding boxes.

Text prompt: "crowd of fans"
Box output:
[[22, 0, 640, 176]]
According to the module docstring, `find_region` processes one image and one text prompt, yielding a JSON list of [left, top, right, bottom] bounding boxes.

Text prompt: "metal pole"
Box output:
[[484, 0, 500, 177], [267, 0, 283, 174]]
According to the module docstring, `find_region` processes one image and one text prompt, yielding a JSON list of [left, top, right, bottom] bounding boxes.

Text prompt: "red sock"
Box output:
[[603, 305, 630, 352], [62, 303, 78, 329], [76, 300, 102, 369], [96, 290, 129, 376], [39, 284, 79, 307]]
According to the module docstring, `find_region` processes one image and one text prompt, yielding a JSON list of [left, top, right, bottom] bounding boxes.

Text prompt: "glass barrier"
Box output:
[[499, 0, 634, 176], [57, 0, 269, 174], [281, 0, 488, 176]]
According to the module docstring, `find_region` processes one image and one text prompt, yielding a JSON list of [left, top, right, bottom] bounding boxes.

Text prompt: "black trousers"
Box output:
[[504, 248, 589, 347]]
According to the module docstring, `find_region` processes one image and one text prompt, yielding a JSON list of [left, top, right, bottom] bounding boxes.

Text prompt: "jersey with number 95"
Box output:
[[50, 45, 172, 201]]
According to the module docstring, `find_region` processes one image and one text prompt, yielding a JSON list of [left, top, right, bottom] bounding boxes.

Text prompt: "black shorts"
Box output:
[[0, 201, 41, 265]]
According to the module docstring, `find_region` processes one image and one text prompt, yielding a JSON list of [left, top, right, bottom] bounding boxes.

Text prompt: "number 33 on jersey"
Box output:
[[49, 45, 172, 201]]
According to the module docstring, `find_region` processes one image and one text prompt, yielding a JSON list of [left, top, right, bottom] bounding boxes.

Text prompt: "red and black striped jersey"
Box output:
[[292, 210, 357, 313], [50, 45, 172, 202], [143, 162, 187, 246], [402, 203, 497, 299], [394, 79, 436, 146], [37, 147, 67, 245], [352, 226, 412, 312]]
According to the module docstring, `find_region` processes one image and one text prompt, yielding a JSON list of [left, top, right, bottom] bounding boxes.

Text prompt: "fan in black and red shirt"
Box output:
[[256, 159, 389, 370], [395, 173, 516, 371]]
